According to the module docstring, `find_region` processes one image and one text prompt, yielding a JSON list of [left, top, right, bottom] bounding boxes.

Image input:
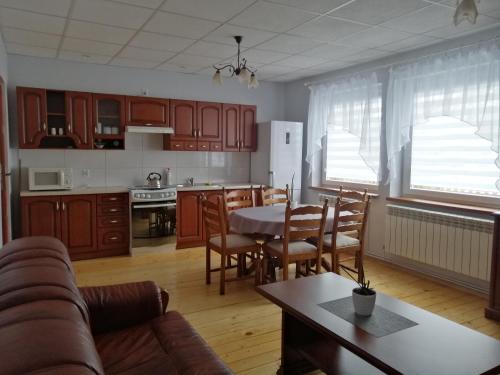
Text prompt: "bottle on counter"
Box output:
[[165, 168, 172, 186]]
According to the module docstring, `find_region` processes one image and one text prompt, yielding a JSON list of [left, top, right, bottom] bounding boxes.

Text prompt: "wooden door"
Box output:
[[0, 78, 9, 243], [170, 100, 196, 142], [61, 195, 97, 255], [66, 91, 92, 149], [126, 96, 169, 126], [222, 104, 240, 151], [197, 102, 222, 144], [240, 105, 257, 152], [21, 196, 61, 239], [17, 87, 47, 149], [176, 191, 203, 248]]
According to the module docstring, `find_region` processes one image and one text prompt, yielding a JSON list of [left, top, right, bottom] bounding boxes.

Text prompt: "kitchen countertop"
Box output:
[[20, 183, 263, 197]]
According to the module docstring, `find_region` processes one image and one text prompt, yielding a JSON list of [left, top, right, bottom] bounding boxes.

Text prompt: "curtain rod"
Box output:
[[303, 33, 500, 87]]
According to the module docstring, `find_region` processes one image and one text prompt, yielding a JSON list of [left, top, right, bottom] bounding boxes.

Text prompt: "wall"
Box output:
[[8, 55, 286, 235], [284, 26, 500, 262], [0, 34, 8, 244]]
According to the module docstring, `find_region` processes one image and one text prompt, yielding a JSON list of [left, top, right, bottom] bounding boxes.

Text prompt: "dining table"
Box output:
[[228, 204, 335, 236]]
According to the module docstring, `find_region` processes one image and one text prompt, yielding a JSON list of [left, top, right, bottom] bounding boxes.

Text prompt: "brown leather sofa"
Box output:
[[0, 236, 232, 375]]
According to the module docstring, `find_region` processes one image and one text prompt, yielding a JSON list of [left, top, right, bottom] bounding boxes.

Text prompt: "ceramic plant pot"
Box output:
[[352, 288, 376, 316]]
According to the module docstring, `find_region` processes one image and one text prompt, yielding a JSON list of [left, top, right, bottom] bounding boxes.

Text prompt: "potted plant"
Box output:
[[345, 267, 376, 316]]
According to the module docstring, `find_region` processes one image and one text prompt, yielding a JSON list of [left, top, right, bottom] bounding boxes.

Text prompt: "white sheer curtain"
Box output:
[[306, 72, 381, 181], [386, 41, 500, 186]]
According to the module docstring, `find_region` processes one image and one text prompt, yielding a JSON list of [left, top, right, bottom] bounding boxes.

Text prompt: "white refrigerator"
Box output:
[[250, 121, 303, 202]]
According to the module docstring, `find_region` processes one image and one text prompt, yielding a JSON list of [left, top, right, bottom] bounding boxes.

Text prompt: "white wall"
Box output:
[[7, 55, 286, 235], [284, 26, 500, 259]]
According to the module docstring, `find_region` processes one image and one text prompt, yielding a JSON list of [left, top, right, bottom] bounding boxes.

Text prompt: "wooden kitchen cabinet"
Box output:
[[126, 96, 170, 127], [176, 191, 203, 248], [60, 195, 97, 256], [222, 104, 240, 152], [197, 101, 222, 146], [170, 100, 196, 142], [17, 87, 47, 149], [240, 105, 257, 152], [93, 93, 125, 150], [21, 192, 130, 260], [66, 92, 93, 149], [21, 196, 60, 238]]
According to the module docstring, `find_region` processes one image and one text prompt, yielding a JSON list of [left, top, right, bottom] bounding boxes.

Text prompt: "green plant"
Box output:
[[344, 266, 375, 296]]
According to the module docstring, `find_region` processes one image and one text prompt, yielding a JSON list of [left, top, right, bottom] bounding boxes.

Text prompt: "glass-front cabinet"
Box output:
[[93, 94, 125, 150]]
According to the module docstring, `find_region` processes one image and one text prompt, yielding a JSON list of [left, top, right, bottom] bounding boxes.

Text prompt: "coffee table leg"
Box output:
[[280, 311, 316, 375]]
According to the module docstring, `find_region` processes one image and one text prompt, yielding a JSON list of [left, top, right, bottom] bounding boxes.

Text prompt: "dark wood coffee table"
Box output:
[[257, 273, 500, 375]]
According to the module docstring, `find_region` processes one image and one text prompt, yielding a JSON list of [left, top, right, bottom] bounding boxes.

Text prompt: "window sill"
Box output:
[[386, 196, 498, 215], [309, 185, 379, 198]]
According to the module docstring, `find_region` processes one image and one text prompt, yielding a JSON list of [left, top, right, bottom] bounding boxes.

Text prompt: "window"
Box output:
[[406, 116, 500, 199], [323, 95, 382, 187]]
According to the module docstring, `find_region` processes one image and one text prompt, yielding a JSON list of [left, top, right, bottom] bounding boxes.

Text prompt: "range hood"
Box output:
[[126, 125, 174, 134]]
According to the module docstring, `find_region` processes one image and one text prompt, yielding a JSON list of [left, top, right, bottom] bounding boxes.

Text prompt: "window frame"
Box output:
[[402, 124, 500, 207]]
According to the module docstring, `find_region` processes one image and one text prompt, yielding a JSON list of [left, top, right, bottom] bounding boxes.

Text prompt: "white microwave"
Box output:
[[28, 168, 73, 191]]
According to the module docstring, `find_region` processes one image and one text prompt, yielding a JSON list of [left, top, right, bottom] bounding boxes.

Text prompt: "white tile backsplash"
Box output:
[[18, 133, 251, 188]]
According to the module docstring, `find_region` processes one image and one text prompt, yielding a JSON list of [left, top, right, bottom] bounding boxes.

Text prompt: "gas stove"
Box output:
[[130, 186, 177, 203]]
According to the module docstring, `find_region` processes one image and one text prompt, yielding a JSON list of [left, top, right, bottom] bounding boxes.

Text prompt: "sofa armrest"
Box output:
[[79, 281, 169, 335]]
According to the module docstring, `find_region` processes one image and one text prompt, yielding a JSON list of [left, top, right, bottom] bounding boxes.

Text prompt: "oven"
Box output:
[[130, 187, 177, 248]]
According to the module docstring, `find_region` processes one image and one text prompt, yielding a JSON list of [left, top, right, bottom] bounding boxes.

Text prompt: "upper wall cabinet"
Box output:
[[222, 104, 257, 152], [17, 87, 47, 149], [126, 96, 170, 127], [93, 94, 126, 150], [66, 91, 93, 149], [198, 102, 222, 143], [240, 105, 257, 152]]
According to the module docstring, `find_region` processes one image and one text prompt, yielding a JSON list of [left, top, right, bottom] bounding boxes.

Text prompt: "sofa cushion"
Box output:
[[95, 311, 231, 375]]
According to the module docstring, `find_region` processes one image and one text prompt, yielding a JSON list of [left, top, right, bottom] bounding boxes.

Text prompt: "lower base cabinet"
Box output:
[[21, 193, 130, 260]]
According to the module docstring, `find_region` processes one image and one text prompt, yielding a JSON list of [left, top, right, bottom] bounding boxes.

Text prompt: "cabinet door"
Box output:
[[170, 100, 196, 142], [126, 96, 169, 126], [197, 102, 222, 144], [21, 196, 60, 239], [240, 105, 257, 152], [176, 191, 203, 247], [222, 104, 240, 152], [93, 94, 125, 137], [61, 195, 97, 255], [17, 87, 47, 149], [66, 92, 92, 149]]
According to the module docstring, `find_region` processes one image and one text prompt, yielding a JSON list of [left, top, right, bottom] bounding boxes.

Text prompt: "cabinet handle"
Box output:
[[109, 236, 119, 240], [42, 122, 47, 132], [197, 129, 201, 137], [62, 202, 65, 211], [110, 220, 118, 224], [109, 197, 118, 201], [68, 123, 72, 132], [109, 208, 118, 212], [56, 201, 60, 211], [94, 126, 98, 134], [201, 144, 207, 148]]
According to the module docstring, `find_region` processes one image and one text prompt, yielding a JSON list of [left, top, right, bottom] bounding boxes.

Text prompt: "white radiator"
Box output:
[[385, 205, 494, 282]]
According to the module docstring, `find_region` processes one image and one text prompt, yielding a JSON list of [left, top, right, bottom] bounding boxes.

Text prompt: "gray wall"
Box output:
[[283, 26, 500, 259], [0, 34, 7, 244], [7, 54, 286, 236]]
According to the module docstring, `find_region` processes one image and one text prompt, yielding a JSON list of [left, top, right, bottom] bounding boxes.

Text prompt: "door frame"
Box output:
[[0, 76, 10, 243]]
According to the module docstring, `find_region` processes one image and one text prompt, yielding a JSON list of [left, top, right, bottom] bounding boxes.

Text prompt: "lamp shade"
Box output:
[[248, 73, 259, 89], [454, 0, 478, 26], [212, 70, 223, 85], [238, 67, 250, 83]]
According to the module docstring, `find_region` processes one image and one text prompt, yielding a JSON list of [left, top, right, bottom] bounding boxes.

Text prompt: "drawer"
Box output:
[[98, 215, 129, 228], [97, 193, 128, 205], [198, 141, 210, 151], [98, 226, 129, 250], [184, 141, 197, 151], [210, 142, 222, 151], [97, 204, 128, 216], [169, 141, 184, 151]]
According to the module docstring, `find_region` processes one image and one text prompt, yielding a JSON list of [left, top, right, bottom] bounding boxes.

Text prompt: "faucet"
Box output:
[[187, 177, 194, 186]]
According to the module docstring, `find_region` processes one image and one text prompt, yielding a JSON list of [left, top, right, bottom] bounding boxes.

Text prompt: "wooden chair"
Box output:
[[259, 201, 329, 283], [202, 196, 260, 295], [222, 187, 255, 213], [320, 196, 370, 282], [260, 185, 289, 206], [339, 186, 368, 203]]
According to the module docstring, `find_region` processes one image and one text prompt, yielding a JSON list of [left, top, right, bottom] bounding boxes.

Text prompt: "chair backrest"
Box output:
[[282, 201, 329, 258], [202, 196, 227, 244], [331, 196, 370, 243], [339, 186, 368, 203], [260, 185, 289, 206], [223, 187, 255, 212]]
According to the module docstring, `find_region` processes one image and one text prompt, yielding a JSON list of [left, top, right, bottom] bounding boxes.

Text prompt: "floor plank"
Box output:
[[74, 247, 500, 374]]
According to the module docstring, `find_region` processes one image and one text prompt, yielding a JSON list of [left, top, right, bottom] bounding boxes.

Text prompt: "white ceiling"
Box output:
[[1, 0, 499, 82]]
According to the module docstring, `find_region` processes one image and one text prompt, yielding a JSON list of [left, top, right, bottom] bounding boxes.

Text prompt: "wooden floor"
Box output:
[[74, 247, 500, 374]]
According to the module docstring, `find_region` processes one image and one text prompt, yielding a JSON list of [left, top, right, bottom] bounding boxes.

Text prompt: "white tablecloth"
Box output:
[[228, 205, 335, 236]]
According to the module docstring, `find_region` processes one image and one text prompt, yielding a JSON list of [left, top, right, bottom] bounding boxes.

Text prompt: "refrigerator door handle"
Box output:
[[268, 171, 274, 187]]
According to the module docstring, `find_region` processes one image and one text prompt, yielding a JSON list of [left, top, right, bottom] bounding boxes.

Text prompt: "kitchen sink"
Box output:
[[176, 183, 222, 188]]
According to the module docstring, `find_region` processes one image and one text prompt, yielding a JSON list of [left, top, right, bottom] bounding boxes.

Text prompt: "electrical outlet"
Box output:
[[82, 169, 90, 177], [141, 88, 149, 96]]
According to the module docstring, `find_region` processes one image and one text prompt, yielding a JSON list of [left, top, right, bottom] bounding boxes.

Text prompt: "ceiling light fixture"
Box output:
[[212, 36, 259, 89], [454, 0, 479, 26]]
